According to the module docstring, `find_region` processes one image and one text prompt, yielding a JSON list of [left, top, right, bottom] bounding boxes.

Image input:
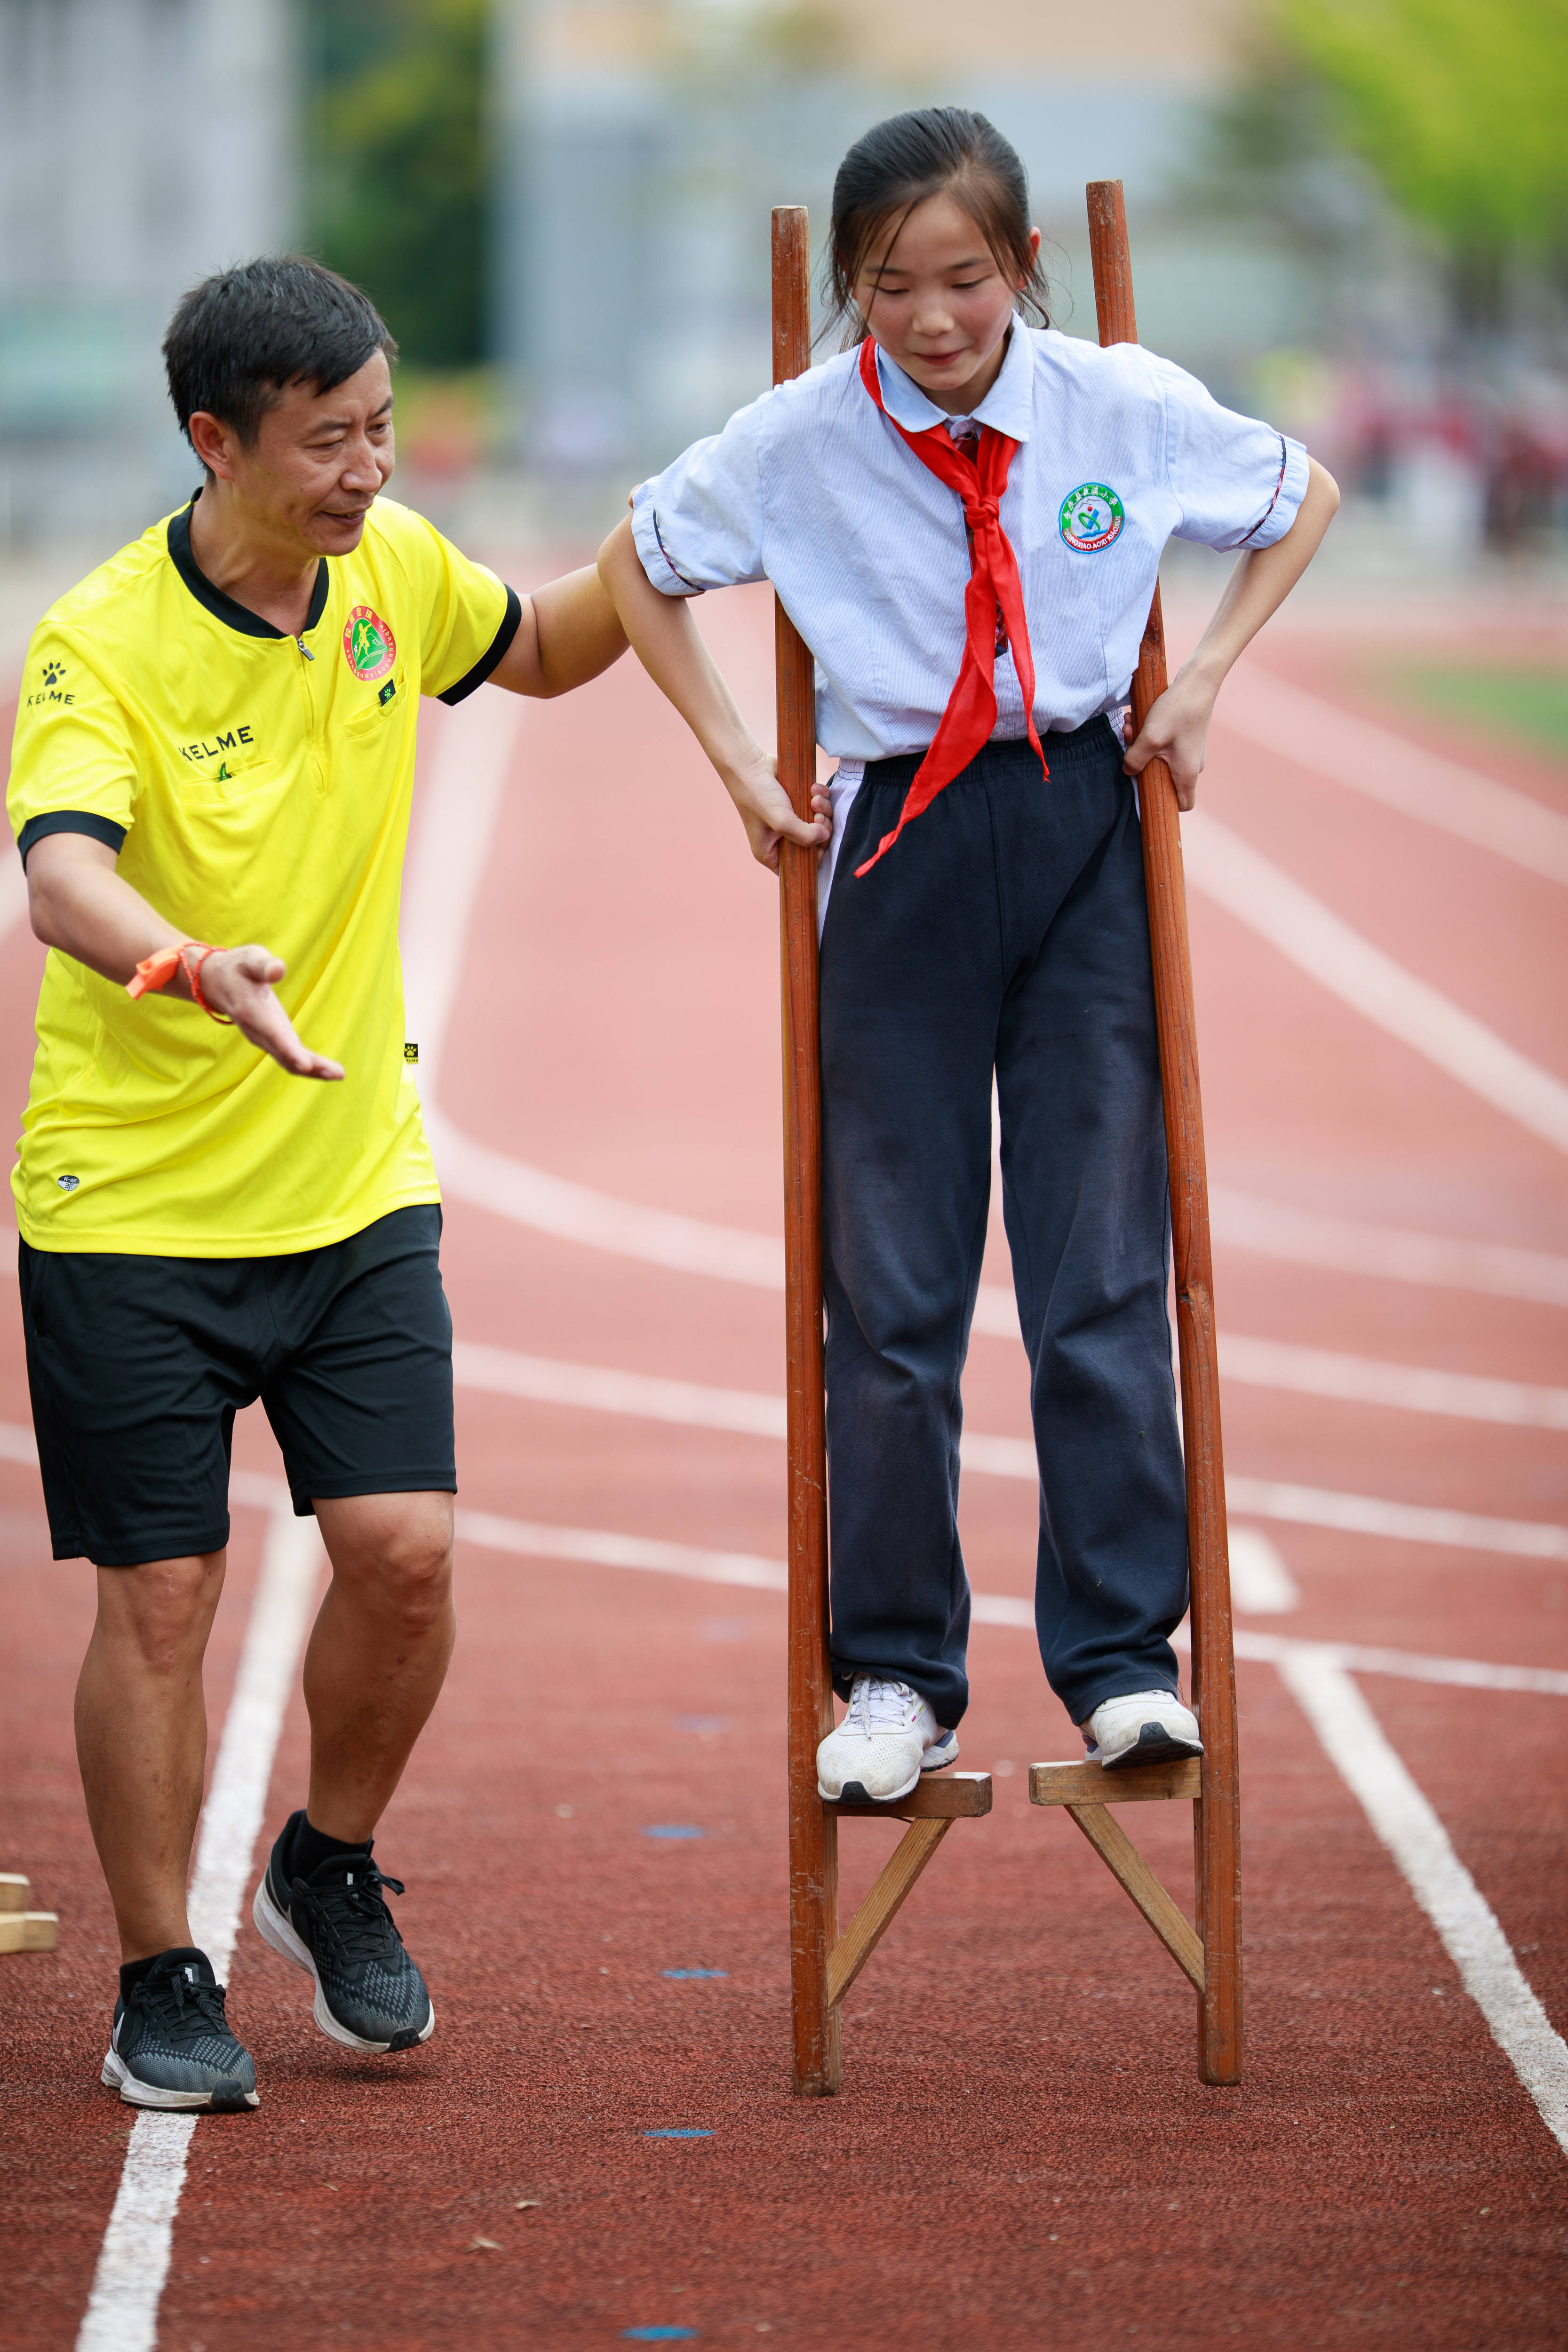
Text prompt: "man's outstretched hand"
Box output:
[[200, 946, 344, 1081], [23, 835, 346, 1080]]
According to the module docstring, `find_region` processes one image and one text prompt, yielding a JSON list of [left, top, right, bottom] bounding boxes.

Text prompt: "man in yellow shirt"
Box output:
[[8, 257, 626, 2111]]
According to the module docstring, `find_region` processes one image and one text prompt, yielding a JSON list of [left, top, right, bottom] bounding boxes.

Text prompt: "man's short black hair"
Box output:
[[163, 256, 398, 449]]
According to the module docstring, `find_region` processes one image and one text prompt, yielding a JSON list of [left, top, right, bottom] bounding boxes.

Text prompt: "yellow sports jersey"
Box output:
[[7, 493, 517, 1255]]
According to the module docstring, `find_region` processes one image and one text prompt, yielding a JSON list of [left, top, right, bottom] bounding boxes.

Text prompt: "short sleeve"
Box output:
[[385, 509, 520, 704], [631, 395, 771, 598], [8, 627, 137, 864], [1153, 357, 1309, 552]]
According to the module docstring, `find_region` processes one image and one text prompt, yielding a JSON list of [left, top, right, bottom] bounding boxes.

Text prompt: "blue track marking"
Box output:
[[642, 1824, 704, 1838], [662, 1969, 727, 1979], [643, 2128, 712, 2138]]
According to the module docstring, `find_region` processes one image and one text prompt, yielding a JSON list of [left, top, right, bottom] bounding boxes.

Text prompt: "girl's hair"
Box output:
[[824, 108, 1050, 349]]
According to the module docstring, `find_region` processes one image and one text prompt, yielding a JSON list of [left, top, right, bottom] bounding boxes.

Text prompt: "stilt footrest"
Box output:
[[1029, 1758, 1201, 1806], [827, 1771, 994, 1821]]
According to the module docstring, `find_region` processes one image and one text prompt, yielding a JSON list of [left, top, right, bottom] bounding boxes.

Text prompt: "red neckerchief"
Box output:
[[854, 336, 1047, 876]]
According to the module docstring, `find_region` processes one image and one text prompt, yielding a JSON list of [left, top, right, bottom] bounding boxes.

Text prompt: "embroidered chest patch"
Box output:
[[344, 604, 397, 682], [1059, 483, 1125, 552]]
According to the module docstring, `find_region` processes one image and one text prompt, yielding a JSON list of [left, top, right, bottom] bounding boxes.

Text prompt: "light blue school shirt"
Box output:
[[631, 322, 1308, 761]]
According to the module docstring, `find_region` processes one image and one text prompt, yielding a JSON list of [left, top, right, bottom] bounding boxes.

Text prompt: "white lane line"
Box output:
[[403, 695, 785, 1287], [1183, 810, 1568, 1157], [452, 1340, 787, 1436], [185, 1515, 324, 1975], [404, 691, 1568, 1318], [1218, 667, 1568, 886], [1227, 1525, 1301, 1614], [445, 1348, 1568, 1560], [1206, 1186, 1568, 1311], [454, 1330, 1568, 1449], [1218, 1331, 1568, 1430], [6, 1397, 1565, 1568], [1226, 1629, 1568, 1697], [457, 1507, 788, 1592], [451, 1502, 1568, 1695], [1223, 1473, 1568, 1564], [75, 1510, 324, 2352], [1278, 1650, 1568, 2159], [427, 1105, 785, 1288], [400, 688, 518, 1093]]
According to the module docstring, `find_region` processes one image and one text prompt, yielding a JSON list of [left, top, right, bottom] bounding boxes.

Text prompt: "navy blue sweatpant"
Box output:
[[818, 718, 1188, 1731]]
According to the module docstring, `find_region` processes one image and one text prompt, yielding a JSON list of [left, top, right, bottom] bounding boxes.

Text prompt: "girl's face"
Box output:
[[852, 190, 1040, 415]]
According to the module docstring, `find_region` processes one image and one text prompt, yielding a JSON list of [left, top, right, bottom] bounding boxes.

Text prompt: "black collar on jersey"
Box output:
[[167, 496, 330, 641]]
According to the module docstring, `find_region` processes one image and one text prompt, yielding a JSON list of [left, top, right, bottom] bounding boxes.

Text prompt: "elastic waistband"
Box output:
[[860, 715, 1121, 793]]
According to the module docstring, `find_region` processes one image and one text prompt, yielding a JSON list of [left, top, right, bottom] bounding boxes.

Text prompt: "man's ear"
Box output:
[[187, 411, 239, 482]]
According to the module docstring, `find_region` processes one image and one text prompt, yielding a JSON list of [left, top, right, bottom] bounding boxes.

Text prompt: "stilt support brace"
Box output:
[[824, 1774, 993, 2008], [1030, 1760, 1206, 1993]]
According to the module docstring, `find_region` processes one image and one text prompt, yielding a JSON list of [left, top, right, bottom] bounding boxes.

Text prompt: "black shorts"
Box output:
[[19, 1205, 455, 1567]]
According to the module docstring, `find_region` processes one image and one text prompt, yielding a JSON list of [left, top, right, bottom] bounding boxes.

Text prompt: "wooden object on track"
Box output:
[[0, 1873, 57, 1953], [772, 206, 992, 2098], [1052, 177, 1242, 2086]]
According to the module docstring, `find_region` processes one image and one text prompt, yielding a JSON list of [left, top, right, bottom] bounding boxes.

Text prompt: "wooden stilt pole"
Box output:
[[772, 204, 841, 2098], [1085, 179, 1244, 2086]]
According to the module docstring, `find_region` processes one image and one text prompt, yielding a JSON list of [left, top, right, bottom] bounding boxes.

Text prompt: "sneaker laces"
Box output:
[[293, 1862, 408, 1967], [849, 1677, 919, 1735], [133, 1965, 231, 2042]]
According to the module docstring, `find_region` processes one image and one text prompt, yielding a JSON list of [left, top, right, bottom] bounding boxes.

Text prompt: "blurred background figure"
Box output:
[[0, 0, 295, 546], [1, 0, 1566, 582]]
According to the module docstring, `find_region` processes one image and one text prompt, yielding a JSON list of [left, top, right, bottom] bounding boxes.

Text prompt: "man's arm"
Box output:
[[1122, 454, 1341, 810], [485, 564, 629, 699], [25, 833, 343, 1081], [597, 517, 828, 871]]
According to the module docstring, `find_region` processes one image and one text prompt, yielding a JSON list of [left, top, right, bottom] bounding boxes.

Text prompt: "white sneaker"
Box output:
[[816, 1677, 959, 1802], [1084, 1689, 1203, 1770]]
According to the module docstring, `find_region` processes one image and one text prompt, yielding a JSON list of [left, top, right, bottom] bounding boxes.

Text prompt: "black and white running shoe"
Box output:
[[1084, 1690, 1204, 1770], [253, 1813, 434, 2054], [102, 1948, 259, 2111]]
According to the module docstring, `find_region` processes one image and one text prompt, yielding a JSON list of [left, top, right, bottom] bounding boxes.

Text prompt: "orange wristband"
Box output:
[[181, 943, 233, 1025]]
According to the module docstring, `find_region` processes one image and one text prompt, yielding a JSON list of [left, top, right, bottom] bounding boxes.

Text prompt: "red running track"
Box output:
[[1, 569, 1566, 2349]]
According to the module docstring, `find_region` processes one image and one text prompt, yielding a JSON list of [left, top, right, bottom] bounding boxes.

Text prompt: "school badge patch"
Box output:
[[344, 604, 397, 682], [1059, 483, 1125, 552]]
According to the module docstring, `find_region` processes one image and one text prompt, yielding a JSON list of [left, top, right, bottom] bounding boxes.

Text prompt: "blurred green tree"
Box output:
[[304, 0, 491, 369], [1278, 0, 1568, 320]]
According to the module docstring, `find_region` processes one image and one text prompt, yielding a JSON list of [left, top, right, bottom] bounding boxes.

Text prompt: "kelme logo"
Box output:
[[344, 604, 397, 682], [1059, 482, 1125, 553], [26, 658, 74, 709]]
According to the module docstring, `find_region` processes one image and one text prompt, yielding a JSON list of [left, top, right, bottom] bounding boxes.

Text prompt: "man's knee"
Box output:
[[318, 1495, 454, 1633], [376, 1524, 454, 1632], [95, 1553, 225, 1677]]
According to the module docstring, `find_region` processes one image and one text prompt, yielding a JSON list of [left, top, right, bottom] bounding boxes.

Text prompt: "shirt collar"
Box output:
[[872, 320, 1034, 444]]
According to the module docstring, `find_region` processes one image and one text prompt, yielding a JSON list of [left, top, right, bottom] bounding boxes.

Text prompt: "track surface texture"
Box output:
[[2, 564, 1566, 2350]]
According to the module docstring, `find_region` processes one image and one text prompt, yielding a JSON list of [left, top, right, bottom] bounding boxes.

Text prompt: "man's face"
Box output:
[[197, 351, 397, 556]]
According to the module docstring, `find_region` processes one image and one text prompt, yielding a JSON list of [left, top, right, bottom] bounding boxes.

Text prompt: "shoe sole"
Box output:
[[101, 2048, 259, 2111], [818, 1736, 960, 1805], [1100, 1733, 1204, 1770], [252, 1872, 436, 2056]]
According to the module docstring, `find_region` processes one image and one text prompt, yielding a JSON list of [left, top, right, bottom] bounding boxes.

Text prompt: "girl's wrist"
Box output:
[[715, 741, 771, 798], [1177, 649, 1228, 698]]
